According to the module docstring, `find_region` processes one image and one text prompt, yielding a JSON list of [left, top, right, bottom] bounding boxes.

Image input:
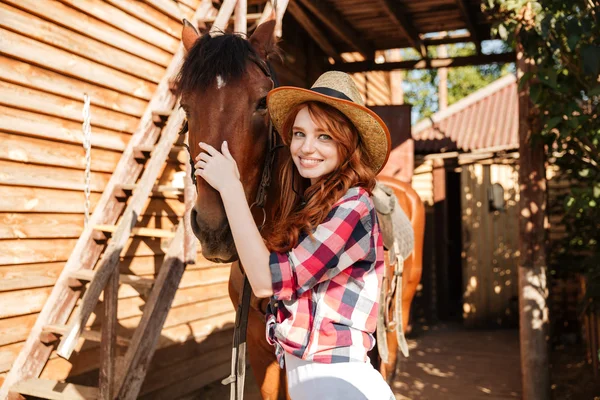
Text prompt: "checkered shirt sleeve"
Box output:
[[269, 191, 372, 301]]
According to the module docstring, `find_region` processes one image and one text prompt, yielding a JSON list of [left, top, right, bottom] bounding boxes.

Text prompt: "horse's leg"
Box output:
[[228, 263, 288, 400], [246, 307, 289, 400]]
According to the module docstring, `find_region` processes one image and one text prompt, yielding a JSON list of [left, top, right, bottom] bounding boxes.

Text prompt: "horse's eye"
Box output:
[[257, 96, 267, 111]]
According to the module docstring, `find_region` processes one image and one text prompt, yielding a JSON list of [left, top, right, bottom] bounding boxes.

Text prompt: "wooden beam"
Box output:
[[114, 223, 186, 399], [234, 0, 247, 34], [377, 0, 426, 58], [334, 52, 516, 72], [455, 0, 481, 53], [287, 1, 342, 63], [297, 0, 373, 59], [209, 0, 237, 34], [423, 32, 472, 46], [258, 0, 289, 38], [98, 271, 118, 400], [10, 379, 98, 400]]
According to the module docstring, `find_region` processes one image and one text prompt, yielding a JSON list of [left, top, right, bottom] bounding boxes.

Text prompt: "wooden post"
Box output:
[[432, 158, 449, 320], [234, 0, 246, 34], [98, 270, 118, 400], [388, 49, 404, 105], [438, 39, 448, 111], [516, 29, 551, 400]]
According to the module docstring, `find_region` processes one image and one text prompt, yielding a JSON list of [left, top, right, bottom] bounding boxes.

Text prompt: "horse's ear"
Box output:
[[249, 19, 276, 60], [182, 19, 200, 52]]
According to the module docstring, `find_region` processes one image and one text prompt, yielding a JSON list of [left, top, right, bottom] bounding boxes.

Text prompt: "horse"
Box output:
[[178, 19, 424, 399], [369, 176, 425, 383]]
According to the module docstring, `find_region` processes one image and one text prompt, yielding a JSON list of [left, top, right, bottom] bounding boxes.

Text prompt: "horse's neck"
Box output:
[[263, 142, 289, 234]]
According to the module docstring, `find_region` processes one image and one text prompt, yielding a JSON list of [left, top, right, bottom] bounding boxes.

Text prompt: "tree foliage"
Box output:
[[484, 0, 600, 299], [403, 44, 512, 121]]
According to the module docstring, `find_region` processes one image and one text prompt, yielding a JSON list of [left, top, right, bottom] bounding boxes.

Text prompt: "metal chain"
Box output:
[[82, 94, 92, 227]]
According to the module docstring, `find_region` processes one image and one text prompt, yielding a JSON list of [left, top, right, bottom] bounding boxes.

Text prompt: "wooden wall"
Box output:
[[0, 0, 238, 397]]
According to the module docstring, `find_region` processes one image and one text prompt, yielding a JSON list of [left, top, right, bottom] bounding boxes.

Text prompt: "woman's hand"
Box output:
[[194, 141, 241, 193]]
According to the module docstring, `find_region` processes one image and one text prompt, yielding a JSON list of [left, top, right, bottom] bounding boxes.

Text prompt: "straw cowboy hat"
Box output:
[[267, 71, 391, 173]]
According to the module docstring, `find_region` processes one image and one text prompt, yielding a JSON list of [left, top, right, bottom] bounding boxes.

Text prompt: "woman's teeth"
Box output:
[[300, 158, 322, 167]]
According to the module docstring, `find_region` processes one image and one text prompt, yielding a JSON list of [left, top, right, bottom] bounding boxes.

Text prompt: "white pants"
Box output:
[[284, 352, 395, 400]]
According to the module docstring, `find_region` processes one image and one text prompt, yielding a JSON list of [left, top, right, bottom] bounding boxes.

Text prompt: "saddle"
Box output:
[[372, 182, 414, 362]]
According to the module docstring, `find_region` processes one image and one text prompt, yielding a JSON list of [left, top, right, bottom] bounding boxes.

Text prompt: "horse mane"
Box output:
[[175, 31, 276, 96]]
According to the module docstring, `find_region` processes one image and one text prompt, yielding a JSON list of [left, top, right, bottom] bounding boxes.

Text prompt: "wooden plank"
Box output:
[[0, 80, 139, 134], [0, 132, 121, 174], [336, 52, 517, 73], [10, 378, 98, 400], [94, 225, 176, 239], [3, 0, 171, 67], [139, 344, 231, 397], [0, 106, 129, 152], [0, 314, 38, 347], [234, 0, 247, 34], [106, 0, 181, 39], [297, 0, 372, 58], [210, 0, 237, 33], [376, 0, 426, 57], [0, 186, 101, 213], [0, 287, 52, 319], [59, 0, 179, 54], [287, 1, 342, 63], [0, 3, 164, 84], [0, 343, 23, 374], [0, 237, 173, 266], [0, 28, 156, 100], [0, 160, 111, 193], [0, 213, 83, 240], [144, 0, 183, 21], [0, 262, 65, 293], [99, 270, 118, 400], [115, 223, 185, 399], [0, 56, 145, 117]]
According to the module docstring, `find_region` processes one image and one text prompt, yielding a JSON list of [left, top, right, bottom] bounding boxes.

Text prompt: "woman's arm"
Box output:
[[194, 141, 273, 298], [220, 180, 273, 298]]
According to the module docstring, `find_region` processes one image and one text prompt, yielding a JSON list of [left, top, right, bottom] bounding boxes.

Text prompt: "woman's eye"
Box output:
[[293, 131, 305, 137], [257, 97, 267, 111], [319, 134, 332, 140]]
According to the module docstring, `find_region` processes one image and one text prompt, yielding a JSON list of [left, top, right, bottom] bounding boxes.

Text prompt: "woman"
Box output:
[[194, 71, 394, 399]]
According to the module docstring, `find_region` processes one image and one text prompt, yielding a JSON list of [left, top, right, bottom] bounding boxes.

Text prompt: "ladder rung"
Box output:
[[93, 224, 176, 238], [10, 378, 99, 400], [68, 270, 155, 291], [115, 184, 184, 199], [133, 145, 185, 160], [41, 324, 131, 346], [200, 12, 262, 23], [151, 109, 173, 125]]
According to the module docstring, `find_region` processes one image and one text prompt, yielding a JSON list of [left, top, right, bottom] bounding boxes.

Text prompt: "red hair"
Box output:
[[265, 101, 377, 252]]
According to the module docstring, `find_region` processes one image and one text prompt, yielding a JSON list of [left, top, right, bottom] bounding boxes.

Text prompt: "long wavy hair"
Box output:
[[266, 101, 378, 252]]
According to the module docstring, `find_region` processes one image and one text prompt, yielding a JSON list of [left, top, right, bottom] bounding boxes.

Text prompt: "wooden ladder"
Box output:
[[0, 2, 220, 399]]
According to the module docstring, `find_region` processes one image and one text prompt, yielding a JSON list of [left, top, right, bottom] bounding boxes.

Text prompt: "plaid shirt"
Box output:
[[266, 187, 384, 366]]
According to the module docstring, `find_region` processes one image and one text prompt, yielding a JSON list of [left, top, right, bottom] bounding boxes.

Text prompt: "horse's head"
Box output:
[[178, 20, 277, 263]]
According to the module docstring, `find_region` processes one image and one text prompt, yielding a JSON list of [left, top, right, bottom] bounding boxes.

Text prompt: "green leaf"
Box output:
[[594, 184, 600, 198], [498, 24, 508, 41], [579, 169, 590, 177], [588, 85, 600, 96], [581, 45, 600, 76], [567, 35, 579, 52], [530, 84, 542, 103], [545, 116, 562, 131]]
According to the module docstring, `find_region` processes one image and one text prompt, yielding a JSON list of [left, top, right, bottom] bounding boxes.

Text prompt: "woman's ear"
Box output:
[[249, 19, 276, 60], [182, 19, 200, 52]]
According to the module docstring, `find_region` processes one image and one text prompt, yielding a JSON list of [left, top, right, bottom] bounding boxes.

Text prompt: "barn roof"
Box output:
[[412, 73, 519, 154], [290, 0, 496, 61]]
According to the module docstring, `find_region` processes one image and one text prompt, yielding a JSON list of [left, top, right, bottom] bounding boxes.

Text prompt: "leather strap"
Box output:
[[222, 277, 252, 399]]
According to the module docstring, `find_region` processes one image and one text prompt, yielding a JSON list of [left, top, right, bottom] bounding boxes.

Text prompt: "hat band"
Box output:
[[310, 87, 353, 103]]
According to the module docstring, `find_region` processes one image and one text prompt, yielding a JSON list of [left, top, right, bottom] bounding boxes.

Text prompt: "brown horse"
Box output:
[[178, 20, 424, 399]]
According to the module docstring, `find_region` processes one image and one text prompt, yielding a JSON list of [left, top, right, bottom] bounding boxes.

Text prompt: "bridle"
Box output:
[[182, 57, 283, 231]]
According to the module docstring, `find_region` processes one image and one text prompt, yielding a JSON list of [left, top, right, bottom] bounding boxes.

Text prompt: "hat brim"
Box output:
[[267, 87, 391, 173]]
